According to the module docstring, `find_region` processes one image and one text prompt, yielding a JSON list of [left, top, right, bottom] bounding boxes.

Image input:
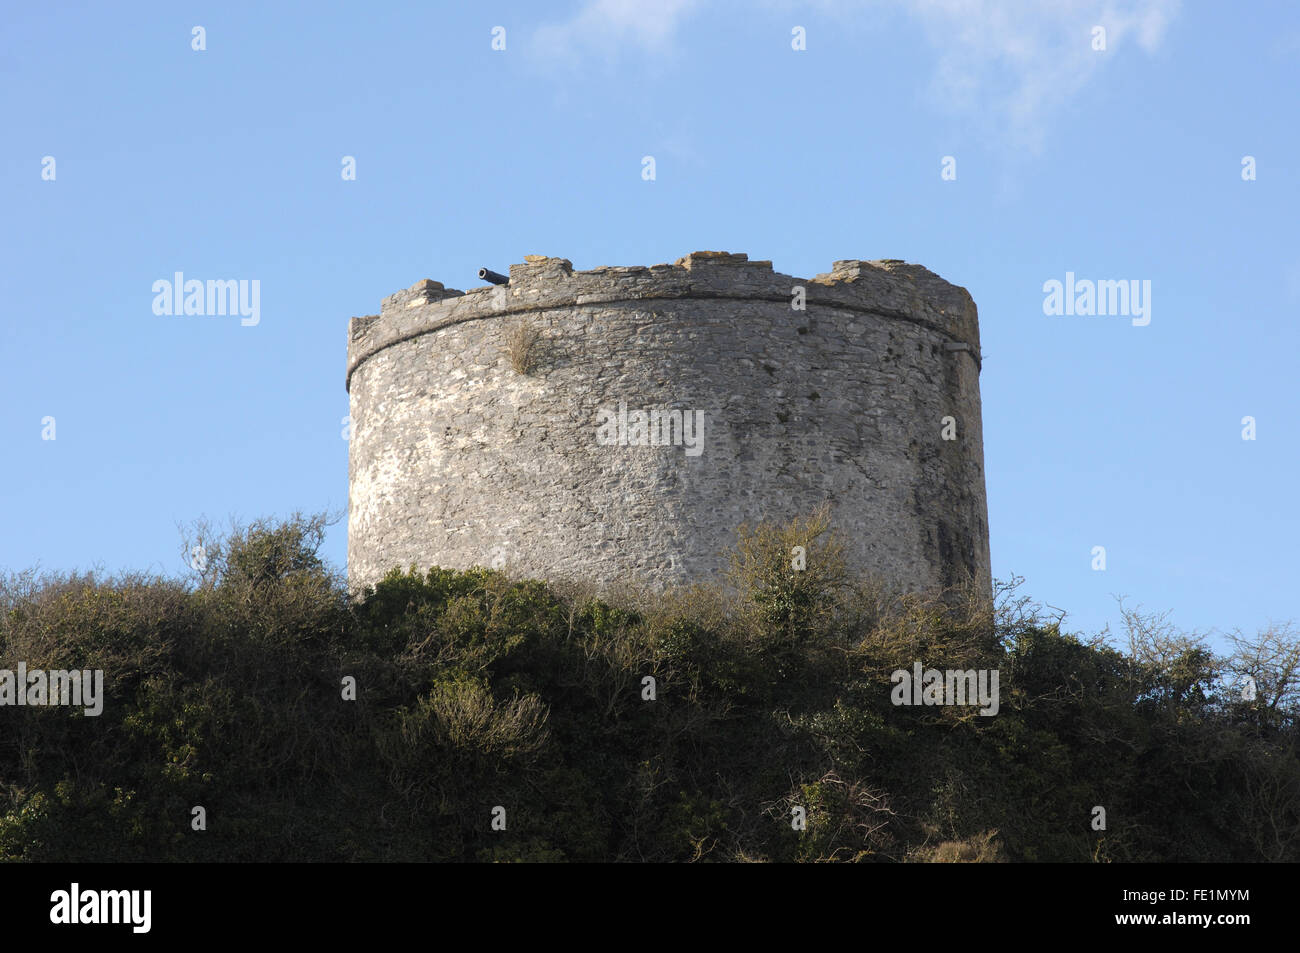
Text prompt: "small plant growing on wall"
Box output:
[[505, 320, 542, 375]]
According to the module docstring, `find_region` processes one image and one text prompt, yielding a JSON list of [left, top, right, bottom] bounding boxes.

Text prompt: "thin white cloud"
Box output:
[[891, 0, 1181, 150], [533, 0, 1182, 151], [533, 0, 706, 66]]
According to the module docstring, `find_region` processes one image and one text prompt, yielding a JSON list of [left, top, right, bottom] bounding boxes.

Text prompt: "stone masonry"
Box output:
[[346, 252, 991, 596]]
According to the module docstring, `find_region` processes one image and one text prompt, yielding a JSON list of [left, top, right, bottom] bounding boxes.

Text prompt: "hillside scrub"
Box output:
[[0, 512, 1296, 862]]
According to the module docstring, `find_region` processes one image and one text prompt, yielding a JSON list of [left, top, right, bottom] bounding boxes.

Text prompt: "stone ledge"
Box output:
[[350, 252, 980, 390]]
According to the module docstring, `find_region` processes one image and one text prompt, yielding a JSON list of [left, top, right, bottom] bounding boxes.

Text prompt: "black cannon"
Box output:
[[478, 267, 509, 286]]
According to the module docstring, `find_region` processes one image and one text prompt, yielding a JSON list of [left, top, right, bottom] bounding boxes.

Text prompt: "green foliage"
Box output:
[[0, 515, 1296, 861]]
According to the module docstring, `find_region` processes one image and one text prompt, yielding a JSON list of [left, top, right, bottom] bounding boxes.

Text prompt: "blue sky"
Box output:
[[2, 1, 1296, 649]]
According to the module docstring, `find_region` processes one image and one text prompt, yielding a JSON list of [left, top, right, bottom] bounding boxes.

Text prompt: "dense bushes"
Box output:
[[1, 512, 1296, 861]]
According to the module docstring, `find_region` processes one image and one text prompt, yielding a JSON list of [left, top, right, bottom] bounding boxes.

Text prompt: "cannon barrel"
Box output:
[[478, 268, 509, 286]]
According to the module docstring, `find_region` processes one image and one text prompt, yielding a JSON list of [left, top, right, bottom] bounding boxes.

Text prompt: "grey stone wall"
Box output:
[[346, 251, 990, 596]]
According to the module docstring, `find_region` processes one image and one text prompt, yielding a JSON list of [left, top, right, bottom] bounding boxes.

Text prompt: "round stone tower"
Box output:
[[345, 251, 990, 596]]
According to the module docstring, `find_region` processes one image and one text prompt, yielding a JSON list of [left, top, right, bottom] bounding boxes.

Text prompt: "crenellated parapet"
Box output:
[[346, 252, 980, 392]]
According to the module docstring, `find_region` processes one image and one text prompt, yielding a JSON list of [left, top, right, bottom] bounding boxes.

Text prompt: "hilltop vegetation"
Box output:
[[1, 512, 1296, 862]]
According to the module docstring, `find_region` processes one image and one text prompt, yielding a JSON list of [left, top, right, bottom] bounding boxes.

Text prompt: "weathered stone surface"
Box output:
[[346, 252, 991, 597]]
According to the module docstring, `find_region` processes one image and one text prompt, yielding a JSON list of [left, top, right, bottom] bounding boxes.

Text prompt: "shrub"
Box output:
[[0, 511, 1296, 862], [504, 320, 542, 375]]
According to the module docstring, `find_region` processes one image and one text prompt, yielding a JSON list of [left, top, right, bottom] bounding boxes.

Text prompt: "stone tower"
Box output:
[[346, 251, 991, 596]]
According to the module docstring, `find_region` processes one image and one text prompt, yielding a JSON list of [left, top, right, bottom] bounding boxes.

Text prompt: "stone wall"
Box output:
[[346, 251, 991, 596]]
